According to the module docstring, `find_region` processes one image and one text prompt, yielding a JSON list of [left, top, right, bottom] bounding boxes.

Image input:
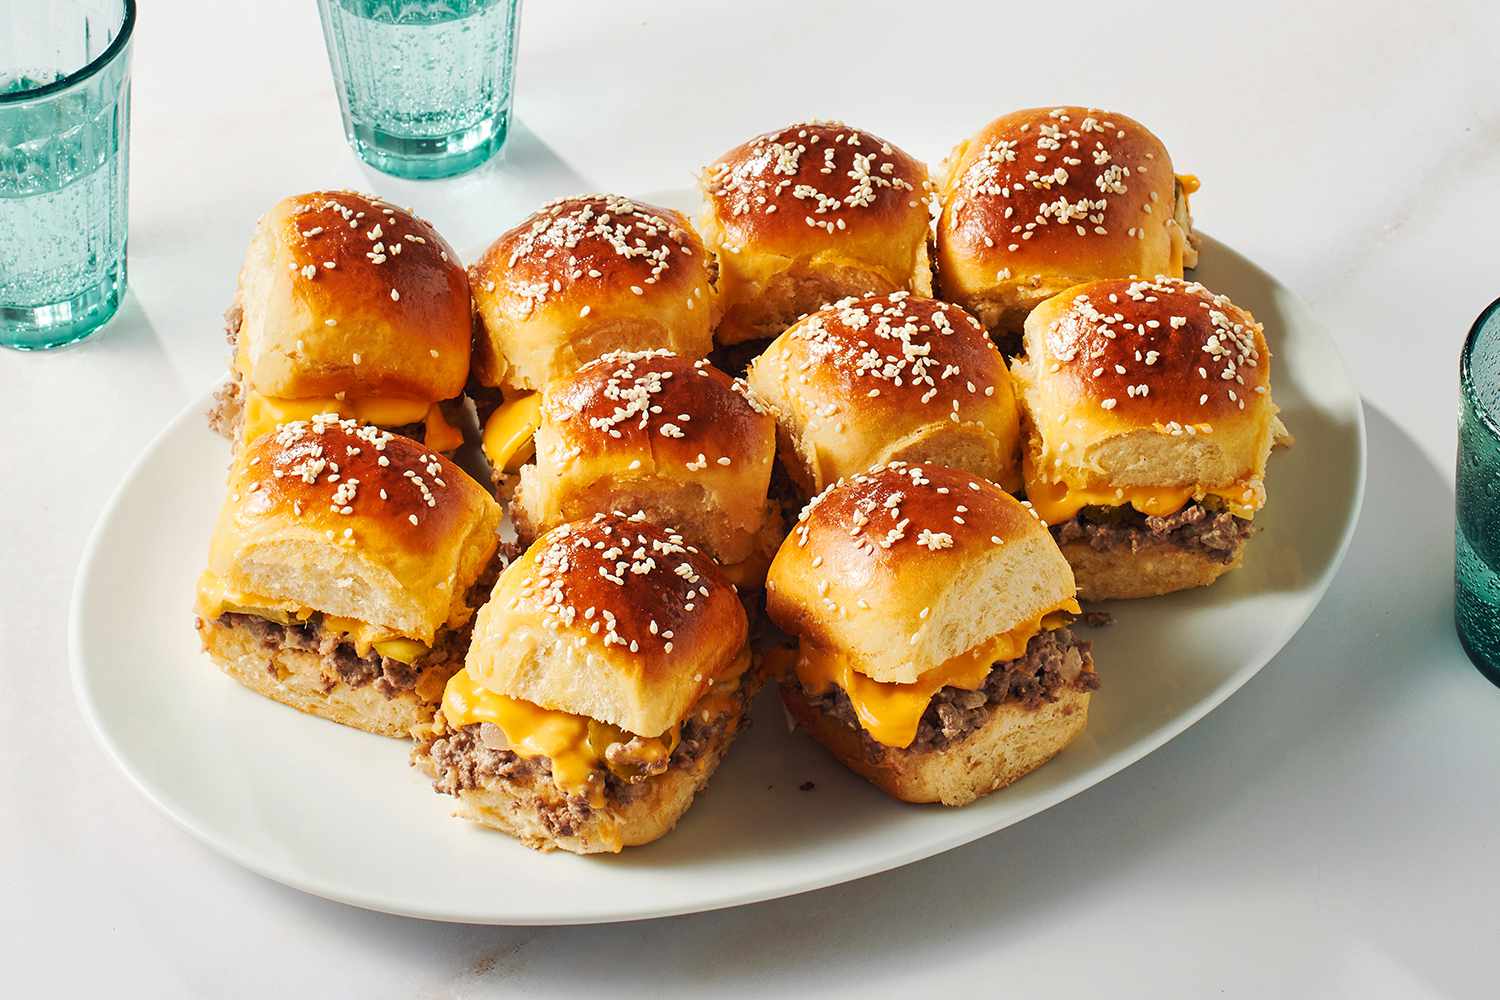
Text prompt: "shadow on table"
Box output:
[[223, 403, 1480, 997], [352, 118, 593, 242]]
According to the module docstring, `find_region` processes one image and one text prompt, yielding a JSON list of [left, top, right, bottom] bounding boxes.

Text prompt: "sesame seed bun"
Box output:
[[232, 191, 471, 403], [936, 108, 1195, 341], [197, 416, 502, 644], [746, 292, 1022, 497], [512, 350, 779, 573], [1011, 276, 1281, 497], [469, 195, 717, 393], [465, 513, 749, 738], [699, 121, 934, 345], [765, 463, 1076, 685]]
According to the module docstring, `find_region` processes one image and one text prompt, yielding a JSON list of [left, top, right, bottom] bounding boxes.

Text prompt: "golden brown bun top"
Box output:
[[765, 463, 1075, 683], [475, 194, 707, 305], [757, 291, 1011, 415], [1014, 277, 1280, 495], [542, 349, 770, 467], [234, 190, 470, 402], [466, 512, 749, 736], [202, 415, 501, 641], [702, 121, 931, 255], [937, 107, 1177, 277], [469, 195, 715, 390], [1021, 276, 1271, 428]]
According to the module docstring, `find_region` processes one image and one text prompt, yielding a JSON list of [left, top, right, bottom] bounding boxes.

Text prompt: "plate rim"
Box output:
[[68, 240, 1367, 925]]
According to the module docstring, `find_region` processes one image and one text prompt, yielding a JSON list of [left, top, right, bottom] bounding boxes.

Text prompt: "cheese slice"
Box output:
[[442, 671, 612, 804], [794, 601, 1080, 749], [423, 405, 464, 453], [241, 391, 456, 450], [1022, 455, 1261, 525], [481, 392, 543, 473], [441, 672, 676, 806], [439, 646, 753, 801], [371, 637, 430, 664]]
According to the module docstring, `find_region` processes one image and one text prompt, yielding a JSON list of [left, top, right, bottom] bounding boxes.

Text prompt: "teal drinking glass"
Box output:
[[1457, 297, 1500, 687], [316, 0, 522, 180], [0, 0, 135, 351]]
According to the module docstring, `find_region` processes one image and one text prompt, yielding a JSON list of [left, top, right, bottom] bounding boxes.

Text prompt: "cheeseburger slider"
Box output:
[[510, 349, 782, 589], [413, 512, 755, 854], [699, 121, 934, 350], [936, 107, 1198, 349], [1012, 276, 1289, 600], [746, 291, 1022, 498], [210, 191, 471, 452], [766, 463, 1097, 806], [469, 195, 718, 489], [195, 414, 502, 737]]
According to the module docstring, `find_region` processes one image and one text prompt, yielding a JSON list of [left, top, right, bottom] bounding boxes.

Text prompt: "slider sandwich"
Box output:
[[700, 121, 934, 352], [510, 349, 781, 589], [210, 191, 471, 452], [766, 463, 1097, 806], [1011, 276, 1289, 599], [936, 107, 1198, 349], [469, 195, 719, 492], [747, 291, 1022, 498], [195, 414, 502, 737], [414, 512, 755, 854]]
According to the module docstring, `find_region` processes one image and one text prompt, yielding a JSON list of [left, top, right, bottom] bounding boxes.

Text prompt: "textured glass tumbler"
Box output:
[[317, 0, 522, 180], [1457, 297, 1500, 687], [0, 0, 134, 351]]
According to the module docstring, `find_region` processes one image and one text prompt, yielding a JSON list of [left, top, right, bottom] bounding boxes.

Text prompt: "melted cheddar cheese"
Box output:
[[195, 572, 429, 660], [241, 391, 460, 451], [440, 647, 752, 802], [442, 671, 619, 805], [481, 392, 543, 473], [1022, 454, 1262, 526], [795, 602, 1080, 749], [1177, 173, 1201, 196]]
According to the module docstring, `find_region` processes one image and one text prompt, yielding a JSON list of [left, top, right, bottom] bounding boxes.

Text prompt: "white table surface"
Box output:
[[4, 0, 1499, 995]]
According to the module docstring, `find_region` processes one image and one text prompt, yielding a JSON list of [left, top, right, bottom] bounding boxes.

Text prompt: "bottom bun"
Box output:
[[781, 680, 1091, 807], [197, 617, 458, 739], [1059, 537, 1247, 601], [412, 685, 753, 854]]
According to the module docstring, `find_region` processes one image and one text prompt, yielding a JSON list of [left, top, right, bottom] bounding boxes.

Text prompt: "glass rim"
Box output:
[[1462, 294, 1500, 436], [0, 0, 137, 107]]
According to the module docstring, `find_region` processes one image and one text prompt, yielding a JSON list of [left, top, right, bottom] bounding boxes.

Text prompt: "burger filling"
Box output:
[[792, 601, 1081, 749], [197, 558, 502, 700], [1021, 453, 1261, 562], [207, 306, 247, 438], [419, 655, 753, 838], [798, 626, 1097, 760], [212, 611, 469, 700], [1053, 495, 1254, 563]]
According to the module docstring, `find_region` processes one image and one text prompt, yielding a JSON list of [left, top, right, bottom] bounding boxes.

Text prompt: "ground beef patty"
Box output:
[[421, 685, 748, 838], [1053, 500, 1254, 562], [208, 306, 246, 438], [216, 612, 470, 698], [801, 626, 1098, 760]]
